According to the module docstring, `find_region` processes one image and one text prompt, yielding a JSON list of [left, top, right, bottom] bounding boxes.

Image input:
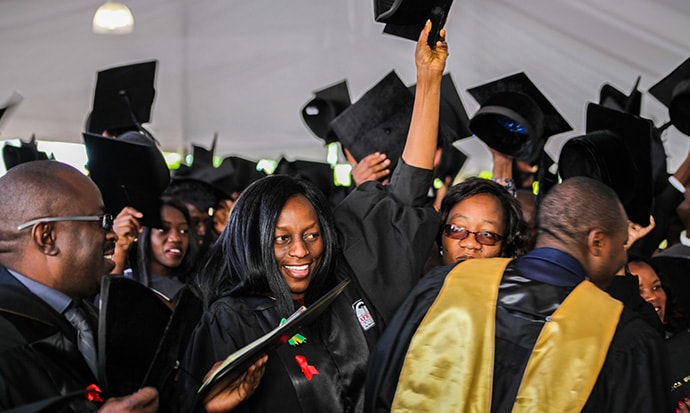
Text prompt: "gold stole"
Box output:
[[391, 258, 623, 413]]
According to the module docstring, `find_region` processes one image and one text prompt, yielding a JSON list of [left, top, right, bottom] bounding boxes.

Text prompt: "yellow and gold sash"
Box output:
[[391, 258, 623, 413]]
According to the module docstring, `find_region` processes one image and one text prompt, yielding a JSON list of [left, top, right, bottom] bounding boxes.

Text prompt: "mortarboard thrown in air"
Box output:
[[373, 0, 454, 47], [83, 131, 170, 228], [599, 76, 642, 116], [87, 60, 157, 139], [329, 70, 413, 173], [467, 72, 573, 166], [649, 56, 690, 136], [558, 102, 654, 226], [301, 80, 351, 144], [599, 77, 668, 196]]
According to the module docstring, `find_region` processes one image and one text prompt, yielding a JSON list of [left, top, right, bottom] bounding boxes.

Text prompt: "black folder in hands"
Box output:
[[196, 279, 351, 402]]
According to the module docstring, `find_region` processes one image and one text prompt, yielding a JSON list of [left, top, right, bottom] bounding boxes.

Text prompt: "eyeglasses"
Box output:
[[17, 214, 114, 232], [443, 224, 503, 246]]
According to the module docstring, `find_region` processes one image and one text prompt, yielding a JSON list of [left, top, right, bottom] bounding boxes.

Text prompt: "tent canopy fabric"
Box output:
[[0, 0, 689, 176]]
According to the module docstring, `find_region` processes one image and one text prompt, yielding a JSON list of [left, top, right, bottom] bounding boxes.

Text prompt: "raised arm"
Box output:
[[401, 20, 449, 170]]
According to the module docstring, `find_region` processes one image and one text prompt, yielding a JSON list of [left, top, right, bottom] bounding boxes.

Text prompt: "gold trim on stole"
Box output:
[[391, 258, 623, 413], [512, 280, 622, 412], [391, 258, 510, 413]]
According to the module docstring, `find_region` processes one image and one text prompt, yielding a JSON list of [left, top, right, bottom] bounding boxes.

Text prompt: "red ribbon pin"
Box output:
[[295, 355, 319, 380]]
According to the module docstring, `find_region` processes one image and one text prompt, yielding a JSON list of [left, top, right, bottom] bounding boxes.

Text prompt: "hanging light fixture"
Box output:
[[92, 1, 134, 35]]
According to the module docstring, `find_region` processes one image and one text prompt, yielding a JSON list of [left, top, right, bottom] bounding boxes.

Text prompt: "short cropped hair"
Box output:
[[537, 176, 627, 246]]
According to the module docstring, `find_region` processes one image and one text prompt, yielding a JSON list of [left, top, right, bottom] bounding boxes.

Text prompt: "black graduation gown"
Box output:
[[365, 260, 671, 413], [0, 266, 100, 413], [180, 162, 440, 412]]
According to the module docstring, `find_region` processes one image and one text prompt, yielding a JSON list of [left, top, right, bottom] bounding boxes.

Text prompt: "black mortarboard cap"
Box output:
[[329, 70, 413, 172], [558, 103, 653, 226], [171, 134, 237, 202], [223, 156, 267, 196], [165, 177, 218, 215], [275, 158, 338, 198], [99, 275, 172, 397], [599, 76, 642, 116], [649, 57, 690, 135], [83, 131, 170, 228], [409, 73, 472, 147], [435, 145, 467, 183], [99, 276, 202, 410], [189, 134, 217, 169], [600, 77, 668, 195], [2, 135, 53, 171], [171, 167, 236, 206], [88, 60, 157, 135], [301, 80, 351, 144], [374, 0, 454, 46], [468, 72, 573, 165]]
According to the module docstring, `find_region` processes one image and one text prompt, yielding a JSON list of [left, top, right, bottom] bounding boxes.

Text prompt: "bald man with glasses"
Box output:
[[0, 160, 159, 412]]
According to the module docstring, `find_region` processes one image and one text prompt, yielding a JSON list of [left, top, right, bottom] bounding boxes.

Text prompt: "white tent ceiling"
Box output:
[[1, 0, 689, 176]]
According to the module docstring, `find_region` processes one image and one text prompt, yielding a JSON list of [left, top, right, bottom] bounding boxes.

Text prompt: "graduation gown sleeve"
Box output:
[[333, 160, 440, 325]]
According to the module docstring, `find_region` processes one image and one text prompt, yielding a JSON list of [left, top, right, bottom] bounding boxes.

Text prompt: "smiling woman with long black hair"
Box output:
[[180, 22, 449, 413]]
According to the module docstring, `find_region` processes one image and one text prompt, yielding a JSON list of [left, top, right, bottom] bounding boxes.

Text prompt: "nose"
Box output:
[[640, 289, 656, 303], [458, 232, 481, 250], [168, 231, 181, 242], [288, 238, 309, 258]]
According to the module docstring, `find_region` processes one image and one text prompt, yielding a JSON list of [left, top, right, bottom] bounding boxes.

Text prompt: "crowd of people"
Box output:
[[1, 18, 690, 413]]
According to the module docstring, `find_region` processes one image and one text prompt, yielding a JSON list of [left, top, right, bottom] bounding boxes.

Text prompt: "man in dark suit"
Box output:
[[0, 160, 159, 412]]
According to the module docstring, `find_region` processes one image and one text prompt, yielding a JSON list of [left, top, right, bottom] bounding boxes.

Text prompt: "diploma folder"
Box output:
[[196, 278, 351, 401]]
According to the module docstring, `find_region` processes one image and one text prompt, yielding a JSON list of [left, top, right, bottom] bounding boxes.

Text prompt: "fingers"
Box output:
[[98, 387, 159, 413], [203, 356, 268, 413], [113, 207, 143, 245], [352, 153, 391, 185], [243, 355, 268, 396], [418, 19, 432, 42]]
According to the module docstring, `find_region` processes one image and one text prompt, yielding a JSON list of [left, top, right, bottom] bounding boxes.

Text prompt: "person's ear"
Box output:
[[586, 228, 607, 257], [32, 222, 60, 256]]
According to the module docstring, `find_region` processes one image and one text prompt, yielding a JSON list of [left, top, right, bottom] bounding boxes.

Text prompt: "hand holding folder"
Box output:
[[195, 279, 351, 408]]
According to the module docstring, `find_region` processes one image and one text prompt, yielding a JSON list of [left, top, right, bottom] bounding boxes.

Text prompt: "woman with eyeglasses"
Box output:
[[438, 177, 530, 264]]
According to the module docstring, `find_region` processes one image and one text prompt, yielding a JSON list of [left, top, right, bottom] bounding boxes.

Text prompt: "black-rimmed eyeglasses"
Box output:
[[443, 224, 503, 246], [17, 214, 114, 232]]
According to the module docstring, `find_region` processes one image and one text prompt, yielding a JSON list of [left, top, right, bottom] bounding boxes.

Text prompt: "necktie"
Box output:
[[64, 301, 99, 378]]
